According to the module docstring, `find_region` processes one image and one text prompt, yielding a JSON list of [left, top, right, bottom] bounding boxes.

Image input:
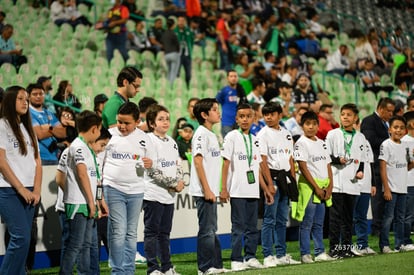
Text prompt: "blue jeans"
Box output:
[[106, 32, 129, 63], [299, 196, 326, 256], [0, 187, 35, 275], [230, 198, 259, 262], [165, 52, 180, 86], [144, 200, 174, 274], [380, 192, 406, 250], [261, 187, 289, 258], [105, 186, 143, 275], [194, 196, 223, 273], [354, 193, 371, 249], [60, 213, 94, 275], [58, 211, 69, 264], [405, 187, 414, 244], [217, 42, 232, 71]]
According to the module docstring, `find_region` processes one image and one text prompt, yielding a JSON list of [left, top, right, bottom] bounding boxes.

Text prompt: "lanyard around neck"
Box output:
[[78, 136, 100, 181], [340, 127, 356, 157], [239, 129, 252, 167]]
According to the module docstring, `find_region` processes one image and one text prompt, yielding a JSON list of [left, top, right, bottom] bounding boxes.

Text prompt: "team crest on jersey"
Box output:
[[322, 143, 327, 150], [254, 141, 259, 147], [174, 144, 178, 150], [139, 140, 146, 147], [360, 145, 364, 151], [286, 135, 292, 141]]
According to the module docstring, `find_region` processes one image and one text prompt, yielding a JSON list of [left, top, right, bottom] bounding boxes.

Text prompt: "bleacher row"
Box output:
[[0, 1, 407, 125]]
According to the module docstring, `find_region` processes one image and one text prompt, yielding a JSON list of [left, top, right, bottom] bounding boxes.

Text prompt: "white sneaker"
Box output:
[[164, 266, 181, 275], [382, 246, 397, 254], [135, 251, 147, 264], [301, 254, 314, 264], [315, 252, 336, 262], [401, 244, 414, 251], [276, 254, 301, 265], [263, 255, 277, 267], [245, 258, 264, 269], [354, 246, 377, 255], [203, 267, 227, 274], [149, 271, 164, 275], [231, 261, 248, 271]]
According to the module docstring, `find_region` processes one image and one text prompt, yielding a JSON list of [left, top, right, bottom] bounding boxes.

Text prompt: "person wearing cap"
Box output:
[[176, 122, 194, 160], [102, 66, 143, 128], [37, 75, 56, 115], [28, 83, 66, 165]]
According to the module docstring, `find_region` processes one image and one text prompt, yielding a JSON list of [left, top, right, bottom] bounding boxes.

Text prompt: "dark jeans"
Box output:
[[179, 54, 192, 89], [371, 171, 385, 235], [106, 32, 129, 64], [404, 187, 414, 244], [194, 196, 223, 273], [144, 200, 174, 274], [230, 198, 259, 262], [329, 193, 356, 253], [354, 193, 371, 249]]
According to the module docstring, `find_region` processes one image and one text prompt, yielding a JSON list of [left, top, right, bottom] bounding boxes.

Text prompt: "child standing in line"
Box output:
[[257, 102, 300, 267], [102, 102, 155, 273], [220, 103, 273, 271], [401, 111, 414, 251], [352, 130, 377, 256], [55, 128, 111, 272], [144, 104, 185, 275], [325, 103, 366, 258], [379, 116, 414, 253], [292, 111, 335, 264], [188, 98, 225, 274], [60, 111, 108, 274]]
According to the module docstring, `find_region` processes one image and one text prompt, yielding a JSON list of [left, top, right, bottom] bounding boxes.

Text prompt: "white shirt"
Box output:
[[145, 133, 180, 204], [247, 92, 266, 107], [55, 148, 69, 212], [103, 128, 155, 194], [222, 130, 261, 198], [294, 135, 331, 179], [326, 128, 366, 195], [378, 139, 408, 194], [326, 49, 349, 71], [358, 140, 374, 193], [64, 137, 98, 204], [189, 125, 222, 197], [257, 125, 293, 171], [0, 119, 37, 188], [401, 134, 414, 187]]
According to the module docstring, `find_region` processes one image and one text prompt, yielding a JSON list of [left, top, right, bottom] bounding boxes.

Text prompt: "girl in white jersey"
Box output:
[[144, 104, 185, 275], [379, 116, 414, 253], [102, 102, 155, 274], [0, 86, 42, 275]]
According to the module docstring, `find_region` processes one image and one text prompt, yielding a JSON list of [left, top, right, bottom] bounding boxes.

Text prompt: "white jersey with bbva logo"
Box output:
[[145, 133, 180, 204], [64, 137, 97, 204], [189, 125, 222, 197], [103, 128, 155, 194], [379, 138, 408, 194], [326, 128, 366, 195]]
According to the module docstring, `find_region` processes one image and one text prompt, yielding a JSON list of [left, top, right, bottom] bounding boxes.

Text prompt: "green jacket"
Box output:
[[291, 175, 332, 222], [174, 26, 195, 56]]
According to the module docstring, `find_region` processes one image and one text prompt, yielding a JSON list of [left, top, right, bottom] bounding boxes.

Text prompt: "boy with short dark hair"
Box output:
[[325, 103, 367, 258], [60, 111, 107, 274], [189, 98, 225, 274], [292, 111, 335, 264]]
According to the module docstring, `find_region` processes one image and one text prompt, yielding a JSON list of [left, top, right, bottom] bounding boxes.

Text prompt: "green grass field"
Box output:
[[31, 235, 414, 275]]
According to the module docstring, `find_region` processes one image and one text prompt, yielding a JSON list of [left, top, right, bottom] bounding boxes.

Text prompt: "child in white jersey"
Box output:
[[256, 102, 300, 267], [60, 110, 107, 274], [292, 111, 335, 264], [102, 102, 155, 273], [143, 104, 185, 275], [56, 128, 111, 272], [325, 103, 366, 258], [401, 111, 414, 251], [220, 103, 273, 271], [188, 98, 225, 274], [379, 115, 414, 253]]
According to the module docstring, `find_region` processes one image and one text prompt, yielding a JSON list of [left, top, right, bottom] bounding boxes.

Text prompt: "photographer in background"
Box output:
[[28, 83, 66, 165]]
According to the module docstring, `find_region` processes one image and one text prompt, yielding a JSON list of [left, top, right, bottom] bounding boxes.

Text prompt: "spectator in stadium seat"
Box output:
[[127, 20, 156, 55], [0, 24, 27, 73], [391, 26, 409, 53], [262, 18, 287, 73], [37, 76, 56, 115], [360, 59, 393, 95], [395, 53, 414, 92], [52, 80, 82, 114], [0, 11, 5, 33], [93, 93, 108, 117], [326, 44, 353, 77], [50, 0, 91, 29], [355, 35, 376, 71], [147, 18, 165, 54]]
